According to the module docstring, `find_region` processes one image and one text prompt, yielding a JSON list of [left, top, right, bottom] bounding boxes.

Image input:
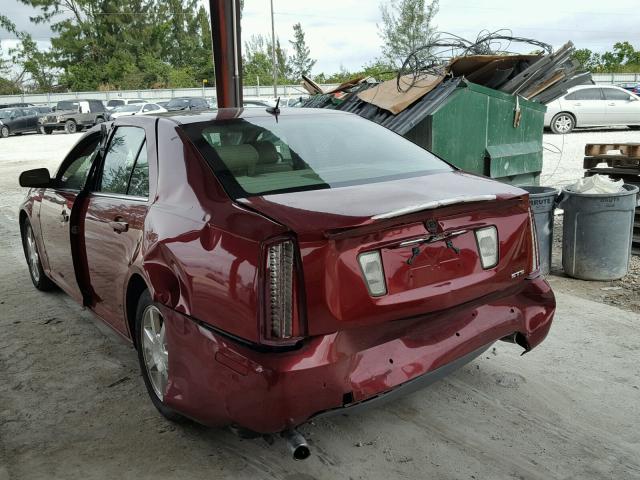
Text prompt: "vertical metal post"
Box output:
[[270, 0, 277, 98], [210, 0, 243, 108]]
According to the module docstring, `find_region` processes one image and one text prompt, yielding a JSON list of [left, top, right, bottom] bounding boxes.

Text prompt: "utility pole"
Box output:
[[270, 0, 277, 98]]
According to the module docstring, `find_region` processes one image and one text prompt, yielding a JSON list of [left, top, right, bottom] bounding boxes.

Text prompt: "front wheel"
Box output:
[[39, 126, 53, 135], [21, 218, 55, 291], [135, 290, 183, 422], [550, 113, 575, 134], [0, 125, 9, 138], [64, 119, 77, 134]]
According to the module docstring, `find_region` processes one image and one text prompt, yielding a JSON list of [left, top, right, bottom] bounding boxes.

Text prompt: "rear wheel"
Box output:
[[0, 125, 9, 138], [21, 218, 55, 291], [550, 113, 575, 134], [135, 290, 183, 422], [64, 119, 77, 134]]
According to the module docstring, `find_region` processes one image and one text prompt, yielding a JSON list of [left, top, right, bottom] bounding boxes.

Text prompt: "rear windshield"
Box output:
[[183, 114, 452, 198]]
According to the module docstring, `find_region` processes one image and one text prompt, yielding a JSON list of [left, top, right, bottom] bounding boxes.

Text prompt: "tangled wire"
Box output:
[[396, 29, 553, 92]]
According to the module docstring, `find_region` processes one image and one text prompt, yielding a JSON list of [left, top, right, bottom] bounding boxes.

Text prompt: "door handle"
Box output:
[[109, 218, 129, 234], [60, 210, 69, 223], [574, 103, 582, 106]]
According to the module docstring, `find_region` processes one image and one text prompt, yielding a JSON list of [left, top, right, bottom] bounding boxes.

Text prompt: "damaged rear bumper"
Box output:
[[160, 276, 555, 434]]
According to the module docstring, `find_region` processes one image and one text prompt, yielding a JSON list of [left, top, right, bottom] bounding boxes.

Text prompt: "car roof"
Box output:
[[567, 84, 629, 92], [155, 107, 351, 125]]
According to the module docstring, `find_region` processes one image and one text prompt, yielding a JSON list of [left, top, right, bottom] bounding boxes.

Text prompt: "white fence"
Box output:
[[592, 73, 640, 85], [0, 84, 337, 106], [3, 74, 639, 105]]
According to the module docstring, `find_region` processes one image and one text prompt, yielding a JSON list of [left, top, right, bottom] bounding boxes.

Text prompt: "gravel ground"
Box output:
[[1, 130, 639, 480]]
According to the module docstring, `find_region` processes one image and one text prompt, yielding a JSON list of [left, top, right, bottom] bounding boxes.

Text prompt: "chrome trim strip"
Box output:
[[371, 195, 497, 220], [91, 192, 148, 203]]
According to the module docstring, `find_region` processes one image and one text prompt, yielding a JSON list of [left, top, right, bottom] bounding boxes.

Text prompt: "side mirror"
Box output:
[[19, 168, 51, 188]]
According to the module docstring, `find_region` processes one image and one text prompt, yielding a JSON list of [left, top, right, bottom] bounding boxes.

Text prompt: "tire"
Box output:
[[0, 125, 9, 138], [64, 119, 77, 134], [550, 112, 575, 134], [21, 218, 55, 291], [95, 116, 105, 124], [39, 126, 53, 135], [135, 290, 184, 422]]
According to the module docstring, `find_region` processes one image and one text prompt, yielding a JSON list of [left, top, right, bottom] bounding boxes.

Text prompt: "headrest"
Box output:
[[251, 141, 279, 165], [213, 145, 258, 176]]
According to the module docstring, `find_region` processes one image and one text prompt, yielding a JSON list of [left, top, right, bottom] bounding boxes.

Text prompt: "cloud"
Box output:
[[2, 0, 640, 76]]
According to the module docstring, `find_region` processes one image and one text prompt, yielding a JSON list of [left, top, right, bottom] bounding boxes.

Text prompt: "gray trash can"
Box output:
[[522, 186, 558, 276], [559, 184, 639, 281]]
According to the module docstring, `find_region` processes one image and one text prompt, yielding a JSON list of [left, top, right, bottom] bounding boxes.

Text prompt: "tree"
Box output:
[[289, 23, 315, 81], [378, 0, 439, 67], [16, 0, 215, 90], [242, 34, 291, 85]]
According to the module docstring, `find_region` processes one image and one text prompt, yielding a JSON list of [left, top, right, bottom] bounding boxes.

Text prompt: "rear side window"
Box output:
[[565, 89, 602, 101], [184, 114, 452, 198], [89, 100, 105, 112], [603, 89, 632, 101], [99, 127, 146, 195]]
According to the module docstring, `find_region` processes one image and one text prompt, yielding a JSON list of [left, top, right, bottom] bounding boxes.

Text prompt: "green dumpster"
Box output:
[[304, 78, 547, 186], [403, 82, 547, 186]]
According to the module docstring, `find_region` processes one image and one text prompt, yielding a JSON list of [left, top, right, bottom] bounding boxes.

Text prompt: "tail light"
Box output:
[[474, 226, 499, 269], [261, 238, 304, 345], [527, 208, 540, 277], [358, 251, 387, 296]]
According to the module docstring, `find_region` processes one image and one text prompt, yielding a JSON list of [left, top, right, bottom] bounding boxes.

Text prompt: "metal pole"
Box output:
[[270, 0, 277, 98], [209, 0, 243, 108]]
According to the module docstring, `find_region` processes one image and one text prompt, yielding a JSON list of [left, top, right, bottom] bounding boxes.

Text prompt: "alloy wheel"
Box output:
[[0, 126, 9, 138], [553, 115, 573, 134], [141, 305, 168, 401], [25, 224, 40, 283]]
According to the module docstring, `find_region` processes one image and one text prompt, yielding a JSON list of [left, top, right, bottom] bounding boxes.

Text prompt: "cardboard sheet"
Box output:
[[357, 74, 444, 115]]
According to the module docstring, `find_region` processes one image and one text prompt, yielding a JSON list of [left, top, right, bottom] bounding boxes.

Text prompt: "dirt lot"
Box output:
[[1, 131, 639, 480]]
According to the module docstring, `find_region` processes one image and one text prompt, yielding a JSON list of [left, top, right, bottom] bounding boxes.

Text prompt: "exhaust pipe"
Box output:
[[281, 429, 310, 460]]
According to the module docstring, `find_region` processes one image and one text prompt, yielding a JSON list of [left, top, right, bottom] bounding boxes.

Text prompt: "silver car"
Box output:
[[544, 85, 640, 134]]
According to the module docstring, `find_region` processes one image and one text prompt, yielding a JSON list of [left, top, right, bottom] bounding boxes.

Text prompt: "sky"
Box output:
[[2, 0, 640, 75]]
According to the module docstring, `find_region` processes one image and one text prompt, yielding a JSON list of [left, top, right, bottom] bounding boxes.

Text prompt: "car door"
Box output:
[[602, 88, 640, 125], [23, 108, 38, 132], [562, 88, 605, 126], [84, 125, 150, 334], [12, 109, 26, 132], [38, 133, 101, 302]]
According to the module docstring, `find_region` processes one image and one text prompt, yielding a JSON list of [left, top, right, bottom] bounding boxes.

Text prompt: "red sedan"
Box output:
[[19, 109, 555, 459]]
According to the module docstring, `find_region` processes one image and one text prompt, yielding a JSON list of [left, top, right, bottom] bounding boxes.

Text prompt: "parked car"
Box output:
[[0, 102, 34, 109], [38, 99, 107, 134], [0, 107, 41, 138], [156, 100, 170, 108], [164, 96, 209, 111], [18, 109, 555, 458], [33, 106, 52, 115], [242, 97, 277, 108], [545, 85, 640, 134], [106, 98, 145, 111], [618, 83, 640, 95], [108, 102, 167, 119]]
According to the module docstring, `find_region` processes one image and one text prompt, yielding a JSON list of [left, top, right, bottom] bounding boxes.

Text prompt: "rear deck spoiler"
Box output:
[[371, 195, 498, 220]]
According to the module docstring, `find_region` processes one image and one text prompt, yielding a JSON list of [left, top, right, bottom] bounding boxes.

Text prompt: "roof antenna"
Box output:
[[266, 97, 281, 117]]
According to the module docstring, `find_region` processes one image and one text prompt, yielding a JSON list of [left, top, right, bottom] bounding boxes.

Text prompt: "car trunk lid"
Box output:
[[239, 171, 533, 336]]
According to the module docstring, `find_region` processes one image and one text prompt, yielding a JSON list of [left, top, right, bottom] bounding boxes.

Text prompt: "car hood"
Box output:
[[51, 109, 78, 116], [238, 170, 527, 236]]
